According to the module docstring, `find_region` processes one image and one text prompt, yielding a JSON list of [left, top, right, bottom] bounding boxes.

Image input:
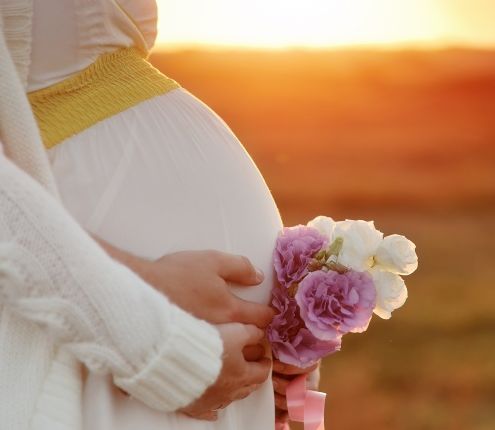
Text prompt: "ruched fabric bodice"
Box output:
[[28, 0, 158, 92]]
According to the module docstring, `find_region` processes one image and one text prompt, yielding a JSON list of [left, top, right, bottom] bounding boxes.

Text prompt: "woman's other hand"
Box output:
[[181, 323, 272, 420]]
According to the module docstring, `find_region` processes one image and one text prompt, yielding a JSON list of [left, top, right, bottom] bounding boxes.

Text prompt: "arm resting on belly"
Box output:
[[94, 238, 275, 328], [0, 150, 223, 413]]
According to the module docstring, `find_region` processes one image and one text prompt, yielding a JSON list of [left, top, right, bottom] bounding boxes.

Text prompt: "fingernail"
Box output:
[[255, 268, 264, 282]]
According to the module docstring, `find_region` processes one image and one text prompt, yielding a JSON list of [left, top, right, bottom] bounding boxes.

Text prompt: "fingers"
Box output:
[[210, 384, 259, 411], [272, 375, 290, 396], [243, 344, 266, 362], [217, 322, 264, 349], [233, 384, 260, 402], [216, 252, 264, 286], [204, 411, 219, 421], [275, 419, 290, 430], [275, 407, 289, 421], [220, 323, 269, 360], [232, 299, 275, 328], [275, 393, 288, 411], [272, 360, 319, 375], [239, 324, 266, 347], [275, 420, 290, 430], [244, 357, 272, 385], [184, 410, 219, 421], [211, 251, 275, 327]]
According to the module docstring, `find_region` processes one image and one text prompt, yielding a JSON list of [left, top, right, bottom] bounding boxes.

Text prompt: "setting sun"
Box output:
[[156, 0, 495, 49]]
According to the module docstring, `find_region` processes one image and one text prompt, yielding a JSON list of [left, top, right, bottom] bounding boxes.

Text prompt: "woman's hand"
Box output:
[[143, 250, 274, 327], [272, 359, 321, 427], [181, 323, 272, 420], [95, 238, 274, 328]]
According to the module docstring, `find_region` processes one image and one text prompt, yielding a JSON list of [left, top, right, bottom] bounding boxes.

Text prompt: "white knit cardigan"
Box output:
[[0, 2, 223, 429]]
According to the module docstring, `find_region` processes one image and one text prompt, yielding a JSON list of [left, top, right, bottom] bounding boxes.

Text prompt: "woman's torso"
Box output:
[[29, 2, 281, 429]]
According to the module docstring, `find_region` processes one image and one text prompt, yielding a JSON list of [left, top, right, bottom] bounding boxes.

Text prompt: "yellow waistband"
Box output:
[[28, 48, 180, 149]]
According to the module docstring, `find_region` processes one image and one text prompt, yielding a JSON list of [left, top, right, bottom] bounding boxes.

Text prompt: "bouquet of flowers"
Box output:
[[268, 216, 418, 368]]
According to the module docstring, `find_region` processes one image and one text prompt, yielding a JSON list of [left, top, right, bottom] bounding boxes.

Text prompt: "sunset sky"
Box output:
[[156, 0, 495, 49]]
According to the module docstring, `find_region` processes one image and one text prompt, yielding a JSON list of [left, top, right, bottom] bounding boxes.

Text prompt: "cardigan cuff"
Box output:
[[114, 307, 223, 412]]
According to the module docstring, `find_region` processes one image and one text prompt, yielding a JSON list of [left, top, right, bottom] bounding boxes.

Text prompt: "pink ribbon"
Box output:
[[285, 375, 326, 430]]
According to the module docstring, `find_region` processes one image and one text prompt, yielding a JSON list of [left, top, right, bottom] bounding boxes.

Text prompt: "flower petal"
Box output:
[[371, 269, 408, 319]]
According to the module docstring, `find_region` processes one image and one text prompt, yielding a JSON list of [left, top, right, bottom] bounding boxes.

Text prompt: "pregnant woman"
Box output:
[[27, 0, 282, 429]]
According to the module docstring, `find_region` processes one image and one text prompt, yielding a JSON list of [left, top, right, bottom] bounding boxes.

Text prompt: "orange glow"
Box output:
[[156, 0, 495, 49]]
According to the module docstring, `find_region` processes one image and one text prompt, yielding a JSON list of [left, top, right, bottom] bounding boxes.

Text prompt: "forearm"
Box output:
[[93, 235, 153, 280]]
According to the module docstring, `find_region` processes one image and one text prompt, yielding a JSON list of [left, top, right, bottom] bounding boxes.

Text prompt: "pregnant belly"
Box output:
[[50, 88, 280, 429], [49, 88, 283, 305]]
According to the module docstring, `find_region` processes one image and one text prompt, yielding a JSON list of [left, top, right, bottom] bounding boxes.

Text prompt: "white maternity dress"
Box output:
[[29, 1, 281, 429]]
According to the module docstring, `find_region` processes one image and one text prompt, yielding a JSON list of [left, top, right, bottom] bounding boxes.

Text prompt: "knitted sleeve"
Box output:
[[0, 148, 223, 413]]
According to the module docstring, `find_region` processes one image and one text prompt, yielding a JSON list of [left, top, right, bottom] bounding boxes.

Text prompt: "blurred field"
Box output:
[[150, 48, 495, 429]]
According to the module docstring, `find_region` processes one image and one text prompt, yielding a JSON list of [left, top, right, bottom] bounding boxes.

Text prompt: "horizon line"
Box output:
[[154, 40, 495, 53]]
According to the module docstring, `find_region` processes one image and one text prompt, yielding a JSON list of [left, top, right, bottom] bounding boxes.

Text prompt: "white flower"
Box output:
[[333, 220, 383, 271], [375, 234, 418, 275], [370, 269, 408, 319], [307, 216, 336, 240]]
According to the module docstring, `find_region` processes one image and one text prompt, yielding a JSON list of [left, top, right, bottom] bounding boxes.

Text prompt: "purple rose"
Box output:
[[274, 226, 328, 287], [267, 286, 341, 368], [295, 270, 376, 340]]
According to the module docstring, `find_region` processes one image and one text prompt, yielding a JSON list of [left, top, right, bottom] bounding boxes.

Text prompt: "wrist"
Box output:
[[92, 235, 154, 281]]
